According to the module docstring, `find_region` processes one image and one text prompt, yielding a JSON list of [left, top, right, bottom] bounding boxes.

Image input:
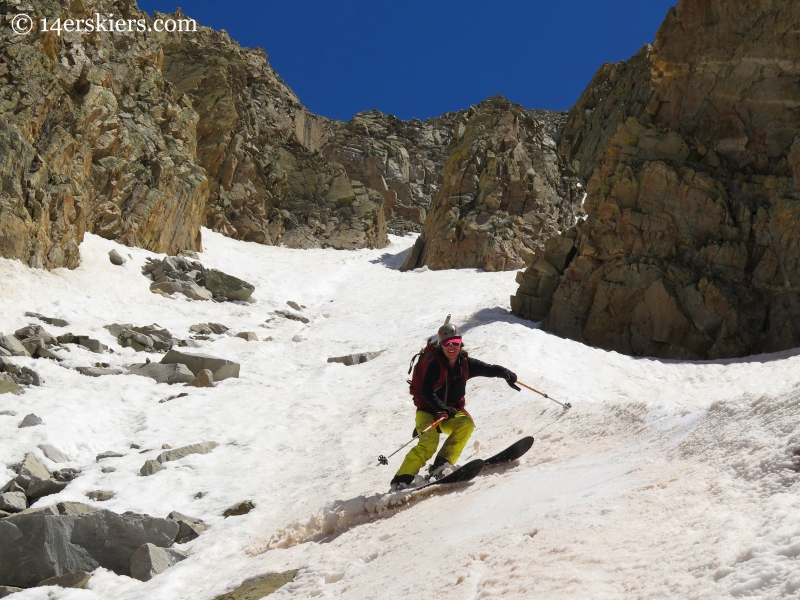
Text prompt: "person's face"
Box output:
[[442, 340, 462, 361]]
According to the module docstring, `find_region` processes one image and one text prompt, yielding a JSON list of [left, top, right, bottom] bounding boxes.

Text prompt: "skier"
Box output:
[[389, 322, 518, 491]]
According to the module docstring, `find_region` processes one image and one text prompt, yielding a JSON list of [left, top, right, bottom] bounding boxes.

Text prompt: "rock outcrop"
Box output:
[[159, 24, 388, 251], [511, 0, 800, 359], [322, 110, 460, 234], [402, 97, 582, 271], [0, 0, 207, 269]]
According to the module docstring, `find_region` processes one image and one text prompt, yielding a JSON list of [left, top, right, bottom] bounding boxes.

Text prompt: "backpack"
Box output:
[[407, 340, 468, 409]]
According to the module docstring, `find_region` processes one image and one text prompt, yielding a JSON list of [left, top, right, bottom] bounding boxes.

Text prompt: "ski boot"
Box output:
[[428, 456, 455, 480]]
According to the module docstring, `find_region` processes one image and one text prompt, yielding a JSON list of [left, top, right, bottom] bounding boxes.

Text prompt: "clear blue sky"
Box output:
[[138, 0, 676, 122]]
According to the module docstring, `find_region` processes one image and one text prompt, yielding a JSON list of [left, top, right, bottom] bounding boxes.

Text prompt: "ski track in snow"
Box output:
[[1, 230, 800, 599]]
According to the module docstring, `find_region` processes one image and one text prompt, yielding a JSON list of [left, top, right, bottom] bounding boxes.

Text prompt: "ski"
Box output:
[[409, 458, 485, 492], [483, 436, 534, 466]]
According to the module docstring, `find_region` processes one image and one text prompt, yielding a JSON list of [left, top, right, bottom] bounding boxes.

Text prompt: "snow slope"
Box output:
[[1, 230, 799, 599]]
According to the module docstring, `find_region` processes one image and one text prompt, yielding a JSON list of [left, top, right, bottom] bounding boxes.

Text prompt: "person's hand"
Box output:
[[505, 370, 520, 391], [437, 407, 457, 420]]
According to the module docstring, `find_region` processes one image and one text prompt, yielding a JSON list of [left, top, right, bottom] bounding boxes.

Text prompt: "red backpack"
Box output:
[[407, 341, 469, 410]]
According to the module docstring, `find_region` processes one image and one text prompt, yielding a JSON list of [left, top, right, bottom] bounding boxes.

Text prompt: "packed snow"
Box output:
[[1, 230, 800, 599]]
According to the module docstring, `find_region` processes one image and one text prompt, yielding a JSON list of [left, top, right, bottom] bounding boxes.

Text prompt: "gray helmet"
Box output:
[[438, 323, 460, 343]]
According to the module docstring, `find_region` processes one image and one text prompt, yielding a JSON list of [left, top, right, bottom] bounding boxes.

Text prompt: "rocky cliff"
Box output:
[[0, 0, 207, 269], [512, 0, 800, 359], [160, 27, 390, 250], [322, 110, 460, 236], [402, 97, 581, 272]]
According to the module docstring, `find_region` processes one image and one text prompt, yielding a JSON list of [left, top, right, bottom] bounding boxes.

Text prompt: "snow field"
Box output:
[[0, 230, 799, 599]]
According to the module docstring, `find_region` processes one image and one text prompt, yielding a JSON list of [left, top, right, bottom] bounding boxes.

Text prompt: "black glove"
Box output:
[[437, 407, 458, 420], [504, 370, 520, 391]]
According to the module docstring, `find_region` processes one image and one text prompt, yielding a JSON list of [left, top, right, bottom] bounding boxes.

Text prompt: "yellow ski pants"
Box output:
[[395, 410, 475, 477]]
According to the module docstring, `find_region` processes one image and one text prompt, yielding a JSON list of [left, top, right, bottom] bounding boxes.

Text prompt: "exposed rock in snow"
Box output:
[[18, 414, 43, 428], [139, 460, 165, 477], [108, 250, 126, 266], [223, 500, 254, 518], [327, 351, 384, 366], [130, 543, 187, 582], [211, 569, 298, 600], [38, 444, 69, 463], [161, 350, 240, 381], [167, 511, 209, 544], [185, 369, 215, 388], [24, 313, 69, 328], [157, 442, 218, 464], [127, 362, 194, 385], [36, 570, 92, 589]]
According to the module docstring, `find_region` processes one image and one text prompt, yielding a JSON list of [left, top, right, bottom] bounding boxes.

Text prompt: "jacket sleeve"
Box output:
[[421, 360, 448, 413], [466, 357, 510, 379]]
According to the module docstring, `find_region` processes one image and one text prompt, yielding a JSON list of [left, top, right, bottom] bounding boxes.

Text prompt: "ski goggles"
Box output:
[[441, 339, 462, 347]]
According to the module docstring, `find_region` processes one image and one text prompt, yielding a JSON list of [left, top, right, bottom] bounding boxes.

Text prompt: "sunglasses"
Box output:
[[442, 341, 462, 348]]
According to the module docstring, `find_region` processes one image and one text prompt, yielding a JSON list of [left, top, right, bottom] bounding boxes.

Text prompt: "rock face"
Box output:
[[512, 0, 800, 359], [0, 0, 208, 270], [159, 24, 389, 251], [402, 96, 582, 272], [322, 110, 460, 235]]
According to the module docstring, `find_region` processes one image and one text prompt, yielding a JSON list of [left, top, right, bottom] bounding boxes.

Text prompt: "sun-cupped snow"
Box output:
[[1, 229, 799, 599]]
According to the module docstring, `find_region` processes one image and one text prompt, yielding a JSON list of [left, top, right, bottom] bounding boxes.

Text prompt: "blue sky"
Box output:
[[138, 0, 676, 122]]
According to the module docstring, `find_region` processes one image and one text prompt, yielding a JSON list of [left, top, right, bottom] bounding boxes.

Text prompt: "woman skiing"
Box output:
[[390, 322, 518, 491]]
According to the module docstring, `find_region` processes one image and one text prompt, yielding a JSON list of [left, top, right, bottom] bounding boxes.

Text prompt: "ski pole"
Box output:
[[377, 416, 446, 466], [517, 381, 572, 410]]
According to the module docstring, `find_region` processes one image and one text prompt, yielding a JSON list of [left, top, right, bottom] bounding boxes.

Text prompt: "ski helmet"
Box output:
[[438, 323, 461, 344]]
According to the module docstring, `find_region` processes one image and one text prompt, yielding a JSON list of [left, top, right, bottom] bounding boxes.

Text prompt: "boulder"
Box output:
[[0, 510, 98, 588], [111, 323, 175, 353], [25, 479, 68, 500], [69, 509, 179, 575], [0, 492, 27, 513], [236, 332, 258, 342], [204, 269, 255, 302], [76, 366, 123, 377], [36, 570, 92, 589], [24, 313, 69, 328], [0, 375, 21, 396], [78, 338, 107, 354], [18, 414, 43, 428], [85, 491, 114, 502], [96, 451, 124, 462], [0, 335, 30, 357], [0, 587, 23, 597], [127, 362, 194, 385], [212, 570, 298, 600], [130, 543, 187, 581], [139, 460, 165, 477], [56, 502, 96, 516], [18, 453, 51, 484], [223, 500, 254, 518], [327, 351, 384, 366], [190, 322, 228, 335], [286, 301, 303, 311], [186, 369, 215, 388], [52, 469, 80, 483], [108, 250, 125, 266], [14, 325, 57, 345], [161, 350, 240, 381], [38, 444, 69, 463], [275, 310, 310, 324], [1, 480, 25, 494], [167, 511, 209, 544], [157, 442, 218, 464], [180, 282, 214, 301]]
